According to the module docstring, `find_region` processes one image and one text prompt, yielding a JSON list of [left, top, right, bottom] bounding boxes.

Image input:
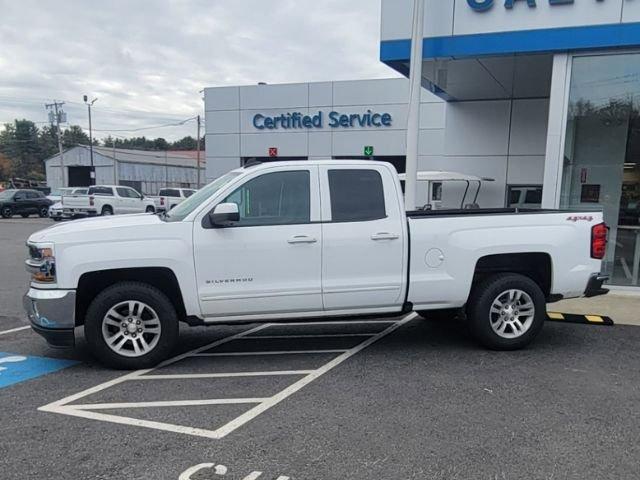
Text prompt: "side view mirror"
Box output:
[[207, 202, 239, 228]]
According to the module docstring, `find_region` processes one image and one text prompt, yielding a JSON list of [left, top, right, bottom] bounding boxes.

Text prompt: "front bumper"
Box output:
[[23, 288, 76, 347], [584, 273, 609, 298]]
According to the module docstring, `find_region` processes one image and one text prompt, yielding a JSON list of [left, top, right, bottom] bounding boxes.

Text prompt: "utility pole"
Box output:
[[404, 0, 424, 211], [112, 141, 118, 185], [45, 101, 66, 187], [83, 95, 98, 184], [196, 114, 202, 189]]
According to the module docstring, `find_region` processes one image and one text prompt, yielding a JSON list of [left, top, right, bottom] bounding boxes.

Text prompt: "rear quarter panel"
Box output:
[[407, 211, 603, 309]]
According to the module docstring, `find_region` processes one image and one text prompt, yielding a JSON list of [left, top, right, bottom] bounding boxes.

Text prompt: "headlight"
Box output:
[[25, 244, 56, 284]]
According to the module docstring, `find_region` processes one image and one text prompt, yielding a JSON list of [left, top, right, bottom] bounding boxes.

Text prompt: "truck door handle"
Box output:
[[371, 232, 399, 241], [287, 235, 317, 244]]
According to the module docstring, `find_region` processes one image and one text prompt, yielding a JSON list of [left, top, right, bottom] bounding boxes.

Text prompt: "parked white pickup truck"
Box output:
[[23, 160, 609, 368], [151, 187, 196, 212], [59, 185, 156, 218]]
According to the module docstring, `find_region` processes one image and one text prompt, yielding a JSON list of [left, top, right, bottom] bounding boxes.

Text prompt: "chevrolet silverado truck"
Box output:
[[59, 185, 156, 218], [23, 160, 609, 368], [151, 187, 197, 213]]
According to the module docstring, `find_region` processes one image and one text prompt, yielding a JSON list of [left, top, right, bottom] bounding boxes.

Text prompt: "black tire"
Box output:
[[170, 204, 176, 210], [418, 308, 461, 321], [145, 206, 155, 213], [466, 273, 545, 351], [52, 217, 62, 222], [1, 206, 13, 218], [20, 213, 30, 218], [101, 205, 113, 216], [38, 206, 49, 217], [84, 281, 179, 369]]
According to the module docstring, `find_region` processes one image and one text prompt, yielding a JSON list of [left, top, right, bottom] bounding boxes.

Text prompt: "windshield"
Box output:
[[0, 190, 16, 200], [164, 171, 242, 222]]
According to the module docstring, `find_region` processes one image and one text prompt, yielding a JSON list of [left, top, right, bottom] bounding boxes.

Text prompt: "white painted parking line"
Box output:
[[212, 313, 416, 438], [39, 314, 416, 439], [72, 398, 268, 410], [195, 350, 348, 356], [0, 325, 30, 336], [138, 371, 314, 380], [243, 333, 376, 339]]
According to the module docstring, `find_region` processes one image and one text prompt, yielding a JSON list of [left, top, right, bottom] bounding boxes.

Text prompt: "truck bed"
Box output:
[[407, 207, 602, 218]]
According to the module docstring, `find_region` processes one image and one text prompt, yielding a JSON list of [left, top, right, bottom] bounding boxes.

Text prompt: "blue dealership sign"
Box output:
[[253, 110, 393, 130], [468, 0, 578, 11]]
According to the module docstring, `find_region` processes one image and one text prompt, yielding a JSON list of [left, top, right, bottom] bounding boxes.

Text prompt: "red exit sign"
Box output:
[[268, 147, 278, 157]]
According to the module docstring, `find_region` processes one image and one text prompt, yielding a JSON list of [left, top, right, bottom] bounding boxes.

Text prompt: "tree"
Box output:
[[62, 125, 91, 148], [0, 119, 42, 177], [171, 136, 197, 150], [0, 152, 12, 181]]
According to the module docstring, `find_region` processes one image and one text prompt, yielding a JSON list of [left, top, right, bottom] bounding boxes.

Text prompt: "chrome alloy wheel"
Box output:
[[101, 300, 161, 357], [489, 289, 535, 339]]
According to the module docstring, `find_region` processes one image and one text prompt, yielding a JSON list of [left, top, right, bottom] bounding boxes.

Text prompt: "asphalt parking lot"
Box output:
[[1, 218, 640, 479]]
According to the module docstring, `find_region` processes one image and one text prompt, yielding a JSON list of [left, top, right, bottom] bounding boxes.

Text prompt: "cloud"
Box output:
[[0, 0, 399, 140]]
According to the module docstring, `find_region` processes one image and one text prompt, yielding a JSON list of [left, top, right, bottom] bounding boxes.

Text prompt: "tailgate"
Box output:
[[61, 195, 91, 208]]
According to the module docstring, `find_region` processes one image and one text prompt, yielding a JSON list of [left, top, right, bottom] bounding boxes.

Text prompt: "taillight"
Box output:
[[591, 222, 608, 259], [89, 195, 95, 207], [160, 197, 164, 206]]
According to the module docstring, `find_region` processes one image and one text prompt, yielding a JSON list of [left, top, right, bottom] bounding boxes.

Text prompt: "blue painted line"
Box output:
[[0, 352, 78, 389], [380, 22, 640, 61]]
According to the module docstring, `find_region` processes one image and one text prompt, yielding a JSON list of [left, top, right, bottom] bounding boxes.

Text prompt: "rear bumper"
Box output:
[[23, 288, 76, 347], [584, 273, 609, 298], [61, 208, 96, 218]]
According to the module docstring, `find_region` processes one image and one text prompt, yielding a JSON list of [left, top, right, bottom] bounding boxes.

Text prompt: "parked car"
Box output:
[[0, 189, 52, 218], [23, 160, 608, 368], [59, 185, 156, 218], [49, 187, 88, 221], [151, 187, 196, 212]]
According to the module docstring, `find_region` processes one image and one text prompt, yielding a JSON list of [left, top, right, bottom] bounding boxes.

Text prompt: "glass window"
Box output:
[[560, 53, 640, 285], [165, 171, 242, 222], [159, 189, 180, 197], [116, 187, 129, 197], [524, 188, 543, 205], [89, 186, 113, 196], [222, 171, 310, 227], [26, 191, 41, 199], [184, 189, 195, 198], [328, 169, 385, 222]]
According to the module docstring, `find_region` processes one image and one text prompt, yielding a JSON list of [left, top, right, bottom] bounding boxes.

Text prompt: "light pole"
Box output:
[[83, 95, 98, 184]]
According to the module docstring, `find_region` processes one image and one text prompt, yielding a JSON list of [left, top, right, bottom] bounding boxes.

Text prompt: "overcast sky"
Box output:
[[0, 0, 399, 141]]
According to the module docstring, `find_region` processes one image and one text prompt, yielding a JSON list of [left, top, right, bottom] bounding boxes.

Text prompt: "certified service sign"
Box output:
[[253, 110, 393, 130]]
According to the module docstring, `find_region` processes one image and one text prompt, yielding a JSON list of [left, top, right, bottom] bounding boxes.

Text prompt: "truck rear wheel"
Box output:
[[84, 281, 179, 369], [101, 206, 113, 216], [467, 273, 545, 350]]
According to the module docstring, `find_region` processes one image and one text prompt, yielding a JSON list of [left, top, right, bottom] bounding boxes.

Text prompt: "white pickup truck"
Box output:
[[60, 185, 156, 218], [151, 187, 197, 213], [23, 160, 608, 368]]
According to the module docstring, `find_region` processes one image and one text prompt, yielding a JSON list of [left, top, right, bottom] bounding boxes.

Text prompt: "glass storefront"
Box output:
[[560, 53, 640, 286]]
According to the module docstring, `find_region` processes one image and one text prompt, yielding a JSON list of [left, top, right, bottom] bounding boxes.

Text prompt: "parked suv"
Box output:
[[0, 189, 52, 218]]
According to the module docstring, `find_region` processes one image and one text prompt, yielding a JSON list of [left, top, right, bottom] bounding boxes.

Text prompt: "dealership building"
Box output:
[[205, 0, 640, 288]]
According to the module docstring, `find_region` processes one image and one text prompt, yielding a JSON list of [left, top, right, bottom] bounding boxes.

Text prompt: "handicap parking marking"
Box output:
[[40, 313, 417, 439], [0, 352, 78, 389]]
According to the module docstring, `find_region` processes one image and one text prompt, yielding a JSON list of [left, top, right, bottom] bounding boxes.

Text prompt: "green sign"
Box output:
[[364, 145, 374, 156]]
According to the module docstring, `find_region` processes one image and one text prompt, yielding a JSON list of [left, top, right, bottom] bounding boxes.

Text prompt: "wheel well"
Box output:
[[75, 267, 186, 326], [101, 205, 113, 212], [473, 253, 552, 299]]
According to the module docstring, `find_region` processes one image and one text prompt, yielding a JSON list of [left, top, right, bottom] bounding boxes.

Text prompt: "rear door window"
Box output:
[[159, 189, 180, 197], [328, 169, 386, 222], [89, 186, 114, 196]]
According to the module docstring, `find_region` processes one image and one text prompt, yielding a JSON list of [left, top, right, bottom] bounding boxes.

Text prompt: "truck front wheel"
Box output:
[[467, 273, 545, 351], [84, 281, 179, 369]]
